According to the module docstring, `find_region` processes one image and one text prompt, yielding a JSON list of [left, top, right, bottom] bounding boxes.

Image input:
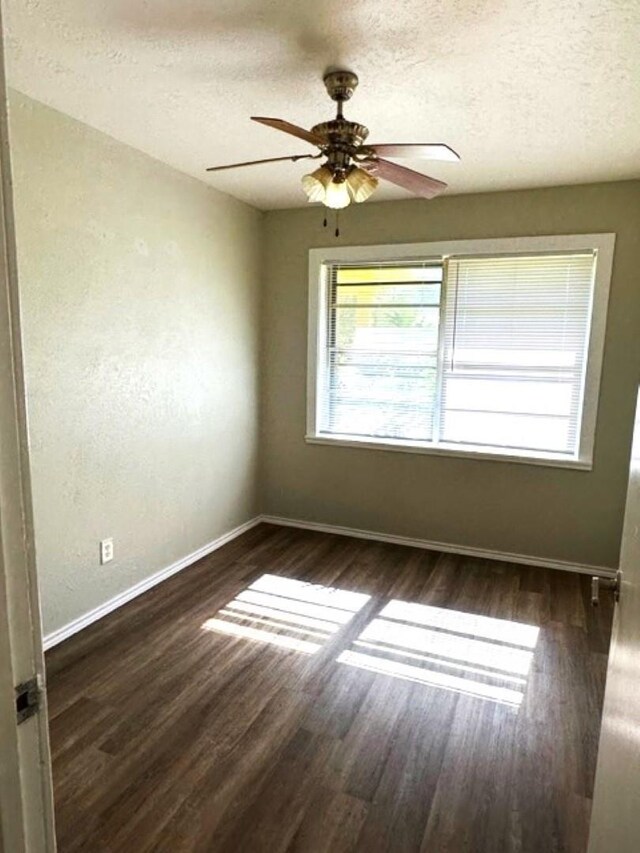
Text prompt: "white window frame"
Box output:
[[307, 234, 615, 470]]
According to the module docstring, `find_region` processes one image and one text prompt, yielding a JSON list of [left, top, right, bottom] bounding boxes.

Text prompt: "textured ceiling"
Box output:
[[5, 1, 640, 210]]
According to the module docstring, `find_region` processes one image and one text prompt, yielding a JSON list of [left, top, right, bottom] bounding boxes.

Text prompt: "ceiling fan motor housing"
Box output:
[[312, 119, 370, 179], [317, 71, 369, 179], [312, 120, 369, 148]]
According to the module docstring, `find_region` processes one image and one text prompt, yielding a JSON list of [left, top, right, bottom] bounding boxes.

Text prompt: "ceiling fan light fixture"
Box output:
[[324, 176, 351, 210], [346, 166, 379, 203], [301, 165, 332, 202]]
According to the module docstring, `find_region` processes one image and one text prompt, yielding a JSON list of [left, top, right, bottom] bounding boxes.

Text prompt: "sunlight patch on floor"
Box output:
[[339, 649, 527, 706], [202, 618, 323, 653], [357, 617, 534, 675], [380, 599, 539, 648], [352, 639, 527, 685], [338, 599, 540, 708], [201, 573, 370, 654]]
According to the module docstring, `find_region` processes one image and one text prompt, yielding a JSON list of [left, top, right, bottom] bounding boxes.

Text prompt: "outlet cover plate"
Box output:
[[100, 538, 114, 564]]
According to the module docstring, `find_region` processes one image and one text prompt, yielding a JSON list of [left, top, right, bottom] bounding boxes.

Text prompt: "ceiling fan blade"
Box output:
[[206, 154, 315, 172], [367, 143, 460, 162], [363, 158, 447, 199], [251, 116, 324, 147]]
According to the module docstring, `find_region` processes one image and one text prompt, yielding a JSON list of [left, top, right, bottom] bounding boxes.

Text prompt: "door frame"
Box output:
[[0, 0, 56, 849]]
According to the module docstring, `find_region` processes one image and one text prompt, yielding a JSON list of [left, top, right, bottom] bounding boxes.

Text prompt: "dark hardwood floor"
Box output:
[[45, 523, 613, 852]]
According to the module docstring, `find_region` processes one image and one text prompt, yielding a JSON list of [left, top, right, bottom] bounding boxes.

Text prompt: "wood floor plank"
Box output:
[[287, 787, 369, 853], [420, 697, 519, 853], [354, 681, 457, 852], [46, 523, 612, 852]]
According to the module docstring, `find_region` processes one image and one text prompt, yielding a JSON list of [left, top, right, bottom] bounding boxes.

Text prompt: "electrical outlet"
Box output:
[[100, 538, 114, 565]]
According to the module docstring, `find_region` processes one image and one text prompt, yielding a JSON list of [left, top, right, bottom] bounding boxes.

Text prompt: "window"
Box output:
[[307, 235, 615, 468]]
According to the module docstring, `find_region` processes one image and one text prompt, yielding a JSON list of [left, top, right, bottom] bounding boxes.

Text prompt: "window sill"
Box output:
[[305, 433, 593, 470]]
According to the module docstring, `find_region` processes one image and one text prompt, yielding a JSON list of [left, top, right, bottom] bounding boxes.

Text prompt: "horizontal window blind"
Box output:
[[320, 262, 444, 441], [440, 253, 596, 455]]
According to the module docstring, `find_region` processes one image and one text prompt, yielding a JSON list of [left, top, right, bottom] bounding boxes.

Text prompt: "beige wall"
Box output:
[[9, 92, 263, 636], [262, 181, 640, 570]]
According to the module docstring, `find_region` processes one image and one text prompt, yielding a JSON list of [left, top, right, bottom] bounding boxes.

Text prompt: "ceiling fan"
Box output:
[[206, 70, 459, 210]]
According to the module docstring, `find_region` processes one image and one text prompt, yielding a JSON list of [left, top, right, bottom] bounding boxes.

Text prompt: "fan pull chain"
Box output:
[[320, 212, 342, 238]]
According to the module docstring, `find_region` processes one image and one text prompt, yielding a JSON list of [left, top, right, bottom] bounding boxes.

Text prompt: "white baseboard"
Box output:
[[44, 512, 614, 650], [260, 514, 616, 578], [43, 516, 262, 650]]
